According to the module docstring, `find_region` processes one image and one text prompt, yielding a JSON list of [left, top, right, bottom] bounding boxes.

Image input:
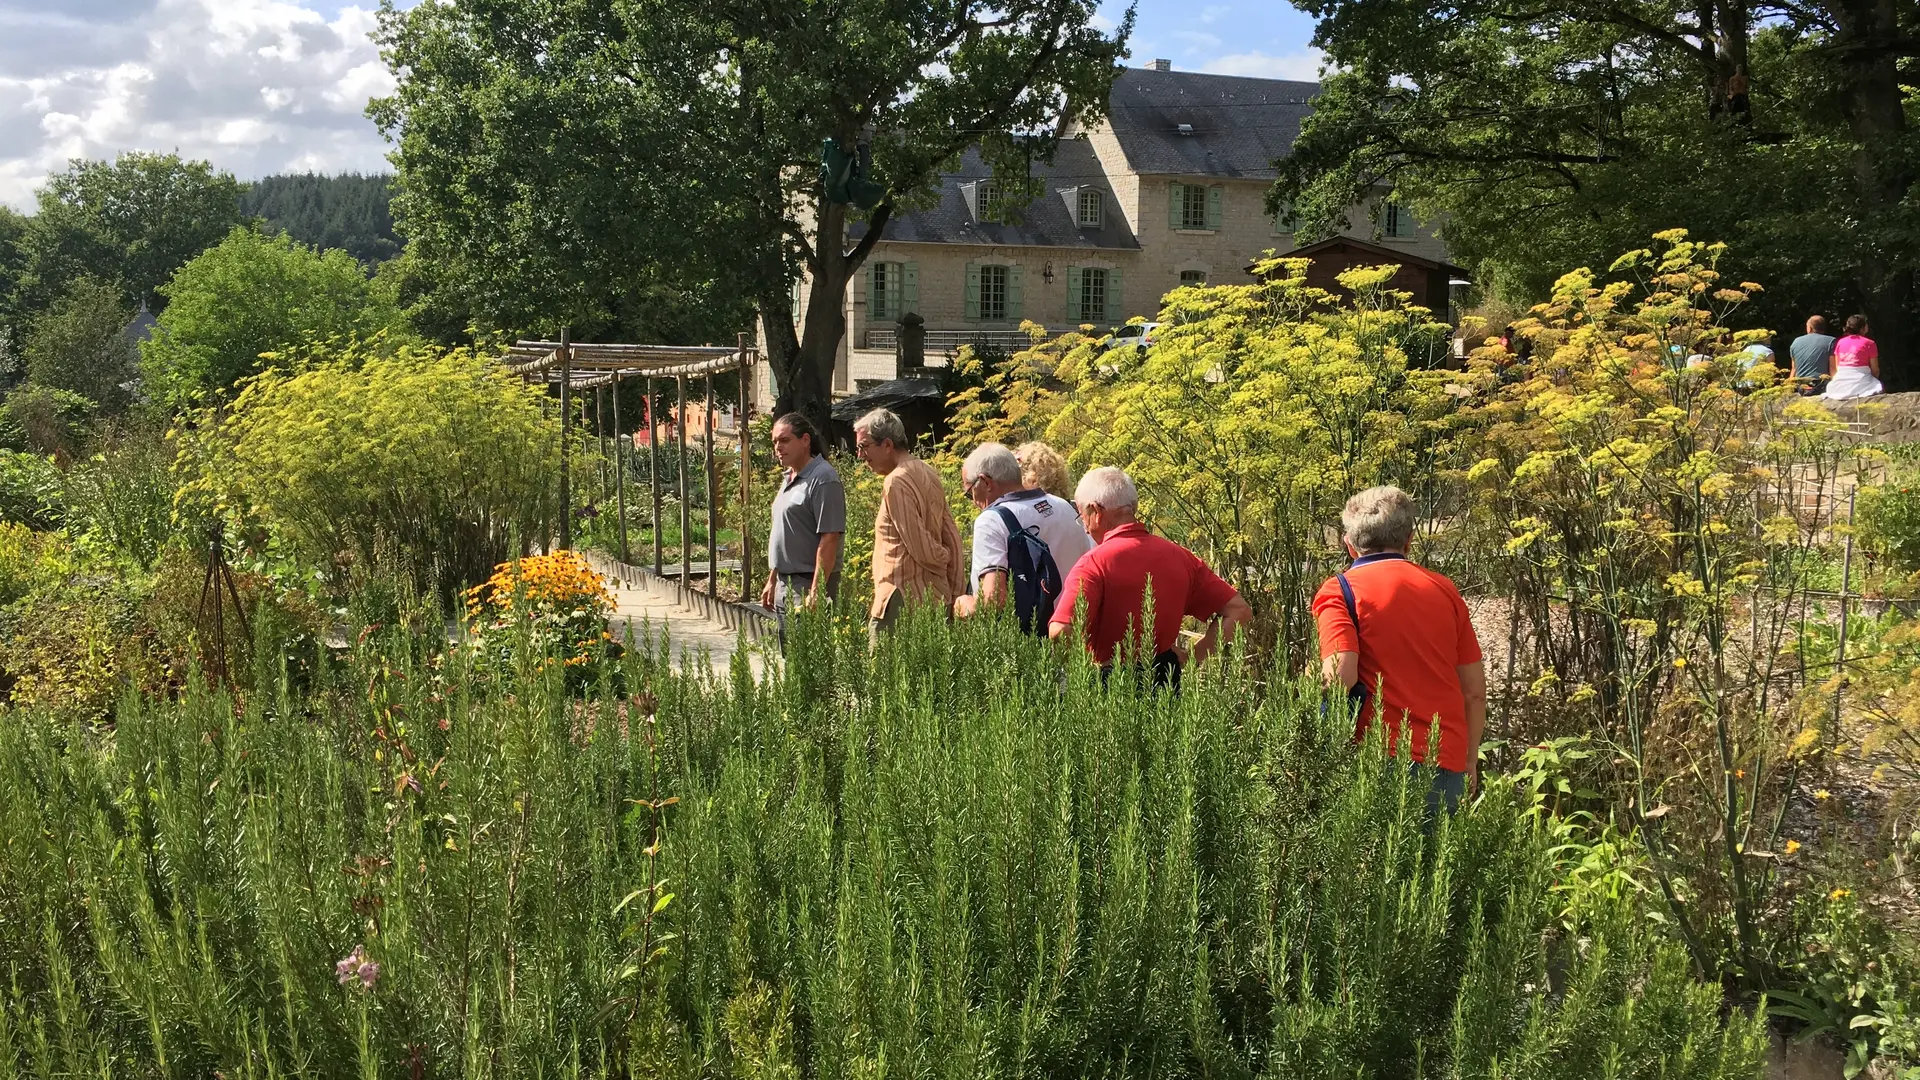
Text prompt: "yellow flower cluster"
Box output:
[[464, 551, 614, 621]]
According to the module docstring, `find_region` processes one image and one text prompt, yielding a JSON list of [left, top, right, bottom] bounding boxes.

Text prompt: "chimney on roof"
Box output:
[[1149, 59, 1171, 72]]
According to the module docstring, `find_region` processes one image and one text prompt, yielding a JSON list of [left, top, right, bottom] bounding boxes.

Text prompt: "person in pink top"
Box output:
[[1824, 314, 1884, 400]]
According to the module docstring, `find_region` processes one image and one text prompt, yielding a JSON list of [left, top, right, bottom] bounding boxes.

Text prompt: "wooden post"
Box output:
[[612, 372, 630, 564], [677, 375, 691, 586], [595, 384, 609, 503], [649, 377, 663, 576], [557, 328, 572, 551], [705, 374, 719, 600], [739, 335, 754, 604]]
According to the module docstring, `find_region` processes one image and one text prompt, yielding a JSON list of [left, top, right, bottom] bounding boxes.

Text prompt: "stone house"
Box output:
[[781, 62, 1456, 398]]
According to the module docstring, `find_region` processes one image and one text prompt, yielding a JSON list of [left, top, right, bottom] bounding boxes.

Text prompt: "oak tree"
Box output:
[[372, 0, 1130, 428]]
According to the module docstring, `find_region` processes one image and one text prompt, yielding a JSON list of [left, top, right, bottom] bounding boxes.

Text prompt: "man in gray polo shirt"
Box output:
[[759, 412, 846, 629]]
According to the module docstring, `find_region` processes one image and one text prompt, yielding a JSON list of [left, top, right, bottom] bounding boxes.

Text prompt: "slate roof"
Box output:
[[1273, 234, 1469, 275], [1103, 67, 1319, 180], [122, 303, 159, 344], [855, 140, 1139, 250]]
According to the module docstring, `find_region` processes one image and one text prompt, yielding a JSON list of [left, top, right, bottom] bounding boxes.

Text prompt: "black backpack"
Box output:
[[992, 505, 1064, 635]]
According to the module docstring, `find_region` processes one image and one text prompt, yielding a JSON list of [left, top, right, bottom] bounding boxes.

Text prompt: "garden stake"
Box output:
[[195, 521, 251, 689]]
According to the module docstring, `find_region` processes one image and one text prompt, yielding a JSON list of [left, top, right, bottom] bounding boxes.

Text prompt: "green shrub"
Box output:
[[176, 340, 560, 599], [1, 383, 96, 459], [0, 450, 64, 528], [0, 608, 1768, 1078], [0, 526, 144, 722], [1856, 472, 1920, 590], [61, 429, 177, 570]]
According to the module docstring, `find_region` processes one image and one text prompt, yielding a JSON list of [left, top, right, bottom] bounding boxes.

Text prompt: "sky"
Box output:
[[0, 0, 1325, 211]]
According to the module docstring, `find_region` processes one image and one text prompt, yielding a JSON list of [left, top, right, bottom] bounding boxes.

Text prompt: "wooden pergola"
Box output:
[[505, 333, 758, 604]]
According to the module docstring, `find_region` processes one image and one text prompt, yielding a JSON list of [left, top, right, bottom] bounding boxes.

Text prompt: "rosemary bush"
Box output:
[[0, 604, 1766, 1078]]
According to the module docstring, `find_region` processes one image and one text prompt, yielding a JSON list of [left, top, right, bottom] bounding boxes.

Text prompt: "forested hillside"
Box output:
[[240, 173, 398, 264]]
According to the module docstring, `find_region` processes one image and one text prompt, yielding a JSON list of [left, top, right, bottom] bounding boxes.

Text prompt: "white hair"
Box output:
[[1074, 466, 1138, 510], [854, 408, 908, 448], [1341, 485, 1416, 552], [963, 442, 1022, 486]]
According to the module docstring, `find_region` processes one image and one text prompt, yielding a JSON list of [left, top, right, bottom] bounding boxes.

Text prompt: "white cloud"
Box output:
[[0, 0, 395, 209], [1171, 30, 1224, 56], [1199, 48, 1328, 82]]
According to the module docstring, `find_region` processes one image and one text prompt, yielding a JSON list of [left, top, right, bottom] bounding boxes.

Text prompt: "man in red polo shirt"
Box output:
[[1048, 466, 1252, 689], [1313, 485, 1485, 813]]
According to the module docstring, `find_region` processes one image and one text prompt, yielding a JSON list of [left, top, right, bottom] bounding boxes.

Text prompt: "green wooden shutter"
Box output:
[[1105, 268, 1125, 323], [1007, 264, 1024, 321], [1206, 185, 1224, 230], [902, 262, 919, 313], [1168, 183, 1183, 229], [866, 262, 882, 319], [964, 262, 981, 322], [1065, 266, 1083, 322]]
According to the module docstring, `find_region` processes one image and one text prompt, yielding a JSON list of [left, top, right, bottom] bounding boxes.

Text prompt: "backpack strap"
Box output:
[[1337, 571, 1371, 718]]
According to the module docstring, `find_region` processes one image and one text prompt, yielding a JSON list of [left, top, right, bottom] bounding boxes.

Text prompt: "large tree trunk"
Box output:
[[1833, 0, 1916, 390], [764, 198, 894, 439]]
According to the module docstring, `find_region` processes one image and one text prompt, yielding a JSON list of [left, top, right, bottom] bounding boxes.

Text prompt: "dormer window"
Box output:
[[1077, 189, 1103, 228], [978, 181, 1003, 223]]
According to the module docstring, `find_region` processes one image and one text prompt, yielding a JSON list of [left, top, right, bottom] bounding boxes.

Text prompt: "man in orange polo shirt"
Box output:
[[1049, 466, 1252, 690], [1313, 486, 1486, 813]]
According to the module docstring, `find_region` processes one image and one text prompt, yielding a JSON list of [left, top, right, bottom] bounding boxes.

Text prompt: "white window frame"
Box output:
[[1180, 184, 1208, 231], [978, 181, 1003, 223], [1077, 188, 1103, 228], [870, 261, 896, 321], [978, 263, 1009, 321], [1178, 269, 1207, 288], [1078, 267, 1108, 323]]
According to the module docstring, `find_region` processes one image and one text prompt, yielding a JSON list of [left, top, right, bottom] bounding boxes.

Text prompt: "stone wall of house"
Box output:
[[852, 242, 1145, 342]]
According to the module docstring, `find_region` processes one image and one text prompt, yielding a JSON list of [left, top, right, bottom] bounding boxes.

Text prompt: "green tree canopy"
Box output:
[[241, 173, 400, 265], [371, 0, 1131, 429], [1273, 0, 1919, 388], [0, 206, 28, 366], [20, 153, 246, 316], [23, 276, 135, 410], [140, 226, 403, 407]]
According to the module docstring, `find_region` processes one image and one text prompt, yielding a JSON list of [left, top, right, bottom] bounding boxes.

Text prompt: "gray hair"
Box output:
[[1074, 466, 1138, 510], [1341, 485, 1416, 553], [854, 408, 908, 449], [962, 442, 1021, 486]]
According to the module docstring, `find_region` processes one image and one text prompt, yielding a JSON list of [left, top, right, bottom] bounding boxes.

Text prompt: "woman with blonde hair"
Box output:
[[1014, 441, 1072, 499]]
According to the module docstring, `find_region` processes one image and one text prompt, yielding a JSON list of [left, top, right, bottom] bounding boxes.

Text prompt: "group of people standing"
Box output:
[[758, 408, 1487, 812], [1791, 314, 1884, 400]]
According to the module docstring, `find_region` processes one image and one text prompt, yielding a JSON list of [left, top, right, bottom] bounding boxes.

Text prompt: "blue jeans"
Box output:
[[1392, 758, 1469, 818]]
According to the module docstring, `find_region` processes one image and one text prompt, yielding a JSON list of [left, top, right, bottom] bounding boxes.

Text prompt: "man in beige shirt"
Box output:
[[854, 408, 965, 636]]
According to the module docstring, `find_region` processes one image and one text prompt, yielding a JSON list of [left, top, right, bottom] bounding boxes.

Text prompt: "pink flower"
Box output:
[[335, 945, 380, 989]]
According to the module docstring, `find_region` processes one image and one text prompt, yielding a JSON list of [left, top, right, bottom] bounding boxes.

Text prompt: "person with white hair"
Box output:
[[1047, 466, 1252, 690], [1314, 485, 1485, 814], [953, 441, 1092, 628], [854, 408, 964, 636]]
